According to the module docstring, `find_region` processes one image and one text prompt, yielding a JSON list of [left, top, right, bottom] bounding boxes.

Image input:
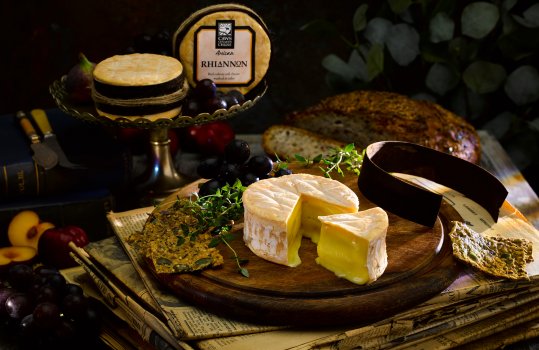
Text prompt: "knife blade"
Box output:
[[30, 109, 85, 169], [16, 111, 58, 170]]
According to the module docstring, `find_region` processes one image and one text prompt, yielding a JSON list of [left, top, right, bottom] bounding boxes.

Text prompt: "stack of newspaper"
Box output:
[[64, 131, 539, 350], [65, 196, 539, 349]]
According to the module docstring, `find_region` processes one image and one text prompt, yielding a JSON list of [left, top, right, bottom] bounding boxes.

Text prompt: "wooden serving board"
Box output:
[[152, 168, 462, 327]]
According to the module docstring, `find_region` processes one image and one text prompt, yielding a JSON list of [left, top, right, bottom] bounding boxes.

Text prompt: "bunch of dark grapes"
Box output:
[[183, 78, 246, 116], [0, 263, 102, 349], [196, 139, 292, 196]]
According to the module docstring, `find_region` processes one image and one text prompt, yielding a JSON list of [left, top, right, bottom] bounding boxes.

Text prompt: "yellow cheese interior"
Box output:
[[286, 200, 303, 267], [316, 224, 369, 284], [285, 195, 356, 266], [299, 195, 352, 243]]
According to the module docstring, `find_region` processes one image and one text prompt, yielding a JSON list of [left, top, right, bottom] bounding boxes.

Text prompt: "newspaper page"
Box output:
[[457, 319, 539, 350], [61, 265, 194, 350], [83, 235, 162, 315], [106, 207, 280, 340], [67, 246, 192, 350], [389, 295, 539, 350], [103, 180, 539, 349], [195, 286, 539, 350]]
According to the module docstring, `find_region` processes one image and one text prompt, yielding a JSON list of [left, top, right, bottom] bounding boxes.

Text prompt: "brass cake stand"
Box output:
[[50, 76, 266, 203]]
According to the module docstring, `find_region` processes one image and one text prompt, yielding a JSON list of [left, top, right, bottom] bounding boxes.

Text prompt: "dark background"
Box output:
[[0, 2, 538, 349], [0, 0, 355, 133], [0, 0, 537, 193]]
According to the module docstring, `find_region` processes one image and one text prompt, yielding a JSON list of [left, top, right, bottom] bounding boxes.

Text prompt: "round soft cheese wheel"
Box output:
[[93, 53, 184, 87], [242, 173, 359, 267], [174, 4, 271, 95], [92, 53, 187, 119]]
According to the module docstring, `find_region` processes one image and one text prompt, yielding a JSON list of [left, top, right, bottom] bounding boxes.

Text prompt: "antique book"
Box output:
[[0, 108, 132, 200]]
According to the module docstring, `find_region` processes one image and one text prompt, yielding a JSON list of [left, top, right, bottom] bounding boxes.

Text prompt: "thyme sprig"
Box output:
[[193, 180, 246, 232], [210, 227, 250, 278], [292, 143, 365, 178], [192, 180, 250, 277], [160, 180, 250, 277]]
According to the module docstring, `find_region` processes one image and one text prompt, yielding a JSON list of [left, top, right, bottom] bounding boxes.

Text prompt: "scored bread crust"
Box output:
[[284, 90, 481, 164], [262, 125, 346, 160]]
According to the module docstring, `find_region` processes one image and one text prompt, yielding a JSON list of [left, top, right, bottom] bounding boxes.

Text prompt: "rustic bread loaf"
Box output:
[[262, 125, 346, 160], [284, 90, 481, 163]]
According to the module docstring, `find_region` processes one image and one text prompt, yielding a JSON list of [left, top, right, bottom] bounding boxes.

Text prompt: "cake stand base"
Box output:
[[136, 128, 191, 205]]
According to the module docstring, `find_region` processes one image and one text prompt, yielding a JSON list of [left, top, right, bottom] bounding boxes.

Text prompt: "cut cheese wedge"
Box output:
[[317, 208, 389, 285], [243, 174, 359, 267]]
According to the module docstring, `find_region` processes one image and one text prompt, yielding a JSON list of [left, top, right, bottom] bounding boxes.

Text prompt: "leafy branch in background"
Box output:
[[301, 0, 539, 181]]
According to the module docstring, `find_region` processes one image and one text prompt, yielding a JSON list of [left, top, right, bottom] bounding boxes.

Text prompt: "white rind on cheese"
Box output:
[[242, 174, 359, 267], [317, 207, 389, 285]]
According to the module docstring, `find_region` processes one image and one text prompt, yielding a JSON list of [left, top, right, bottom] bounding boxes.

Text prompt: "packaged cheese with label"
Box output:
[[173, 4, 271, 95]]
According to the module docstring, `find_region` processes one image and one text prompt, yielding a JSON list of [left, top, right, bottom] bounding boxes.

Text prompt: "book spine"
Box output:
[[1, 161, 44, 198], [0, 156, 131, 201]]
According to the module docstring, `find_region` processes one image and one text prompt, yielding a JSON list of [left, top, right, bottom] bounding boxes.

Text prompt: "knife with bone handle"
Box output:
[[16, 111, 58, 170], [30, 109, 86, 169]]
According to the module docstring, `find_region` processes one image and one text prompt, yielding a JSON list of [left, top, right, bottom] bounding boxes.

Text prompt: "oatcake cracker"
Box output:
[[128, 199, 223, 274], [449, 221, 533, 280]]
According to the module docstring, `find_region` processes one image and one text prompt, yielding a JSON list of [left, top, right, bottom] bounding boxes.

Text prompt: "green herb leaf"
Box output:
[[176, 236, 185, 246], [157, 258, 172, 266], [304, 143, 364, 178], [239, 267, 250, 278], [294, 154, 309, 164], [353, 4, 369, 32], [312, 154, 323, 163]]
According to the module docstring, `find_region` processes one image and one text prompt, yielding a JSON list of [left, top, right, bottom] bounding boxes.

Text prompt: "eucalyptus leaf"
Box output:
[[481, 111, 515, 138], [421, 44, 450, 64], [502, 0, 518, 11], [399, 9, 414, 24], [348, 49, 369, 81], [512, 3, 539, 28], [448, 36, 480, 62], [498, 25, 539, 60], [353, 4, 369, 32], [506, 130, 539, 169], [502, 10, 518, 34], [463, 61, 506, 94], [322, 54, 357, 81], [461, 2, 500, 39], [466, 88, 488, 120], [430, 12, 455, 43], [449, 86, 469, 118], [504, 65, 539, 105], [426, 63, 460, 95], [366, 43, 384, 81], [530, 118, 539, 132], [411, 92, 437, 102], [300, 19, 340, 38], [364, 17, 392, 45], [388, 0, 412, 15], [386, 23, 420, 66]]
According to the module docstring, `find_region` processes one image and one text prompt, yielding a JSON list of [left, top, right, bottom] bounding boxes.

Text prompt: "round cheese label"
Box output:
[[174, 4, 271, 95]]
